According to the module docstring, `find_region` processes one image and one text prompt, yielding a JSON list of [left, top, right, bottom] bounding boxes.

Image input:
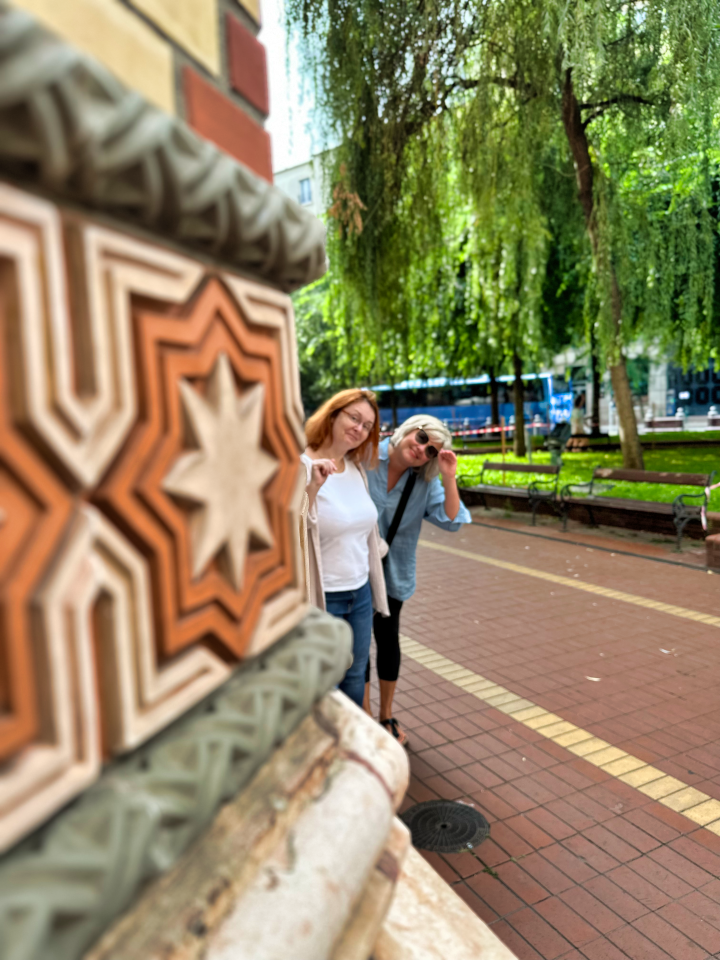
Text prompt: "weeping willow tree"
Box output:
[[288, 0, 720, 467]]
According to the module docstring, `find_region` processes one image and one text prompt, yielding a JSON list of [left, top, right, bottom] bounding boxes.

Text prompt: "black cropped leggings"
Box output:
[[365, 596, 404, 683]]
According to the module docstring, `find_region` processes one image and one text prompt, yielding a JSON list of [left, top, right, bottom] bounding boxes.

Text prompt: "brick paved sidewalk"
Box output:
[[370, 520, 720, 960]]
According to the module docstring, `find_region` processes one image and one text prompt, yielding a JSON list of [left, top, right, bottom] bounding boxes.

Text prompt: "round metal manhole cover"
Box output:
[[400, 800, 490, 853]]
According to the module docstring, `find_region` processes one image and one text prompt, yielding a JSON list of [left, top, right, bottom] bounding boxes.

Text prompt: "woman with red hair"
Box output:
[[301, 389, 389, 706]]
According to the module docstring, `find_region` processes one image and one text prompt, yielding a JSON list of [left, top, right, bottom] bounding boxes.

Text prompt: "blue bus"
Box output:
[[372, 373, 573, 432]]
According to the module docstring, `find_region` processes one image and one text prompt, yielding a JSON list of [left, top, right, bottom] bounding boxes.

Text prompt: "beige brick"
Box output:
[[568, 737, 611, 758], [639, 775, 686, 800], [660, 787, 710, 813], [132, 0, 220, 74], [601, 755, 647, 777], [618, 765, 665, 788], [554, 728, 594, 748], [583, 746, 627, 767], [523, 712, 564, 730], [14, 0, 175, 113], [683, 799, 720, 826]]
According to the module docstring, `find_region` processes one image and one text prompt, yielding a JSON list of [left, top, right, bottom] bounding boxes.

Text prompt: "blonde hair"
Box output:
[[390, 415, 453, 482], [305, 388, 380, 467]]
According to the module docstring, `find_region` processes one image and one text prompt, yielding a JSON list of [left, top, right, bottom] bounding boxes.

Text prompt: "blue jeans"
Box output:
[[325, 580, 373, 708]]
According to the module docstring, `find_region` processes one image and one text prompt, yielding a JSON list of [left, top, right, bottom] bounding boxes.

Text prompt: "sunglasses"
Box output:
[[415, 429, 439, 459]]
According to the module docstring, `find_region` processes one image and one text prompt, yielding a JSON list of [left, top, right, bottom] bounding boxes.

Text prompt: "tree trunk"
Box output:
[[561, 68, 644, 468], [489, 365, 500, 426], [589, 329, 602, 438], [512, 351, 526, 456]]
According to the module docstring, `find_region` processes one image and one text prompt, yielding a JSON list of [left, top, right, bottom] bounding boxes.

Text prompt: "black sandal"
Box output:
[[380, 718, 408, 748]]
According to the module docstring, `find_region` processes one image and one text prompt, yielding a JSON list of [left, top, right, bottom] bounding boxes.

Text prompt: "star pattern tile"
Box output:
[[163, 353, 279, 590]]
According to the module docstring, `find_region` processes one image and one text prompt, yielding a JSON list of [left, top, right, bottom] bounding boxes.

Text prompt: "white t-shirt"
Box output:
[[313, 459, 378, 592]]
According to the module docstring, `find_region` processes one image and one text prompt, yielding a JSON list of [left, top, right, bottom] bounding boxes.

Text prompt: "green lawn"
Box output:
[[457, 446, 720, 509]]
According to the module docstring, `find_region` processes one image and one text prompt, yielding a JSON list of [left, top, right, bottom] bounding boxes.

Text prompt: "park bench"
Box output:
[[644, 415, 683, 431], [560, 467, 717, 547], [467, 460, 562, 525]]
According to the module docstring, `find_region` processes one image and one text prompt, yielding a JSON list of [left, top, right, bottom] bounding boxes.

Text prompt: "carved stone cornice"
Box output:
[[0, 3, 326, 291], [0, 610, 352, 960]]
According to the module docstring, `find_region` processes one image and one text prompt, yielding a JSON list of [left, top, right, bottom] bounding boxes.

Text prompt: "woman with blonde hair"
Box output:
[[364, 415, 471, 744], [302, 388, 389, 707]]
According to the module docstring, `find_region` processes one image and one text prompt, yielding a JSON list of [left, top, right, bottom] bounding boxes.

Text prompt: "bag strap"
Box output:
[[385, 471, 417, 551]]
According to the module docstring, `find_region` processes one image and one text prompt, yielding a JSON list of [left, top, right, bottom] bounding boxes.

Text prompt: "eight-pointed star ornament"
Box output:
[[162, 352, 279, 590]]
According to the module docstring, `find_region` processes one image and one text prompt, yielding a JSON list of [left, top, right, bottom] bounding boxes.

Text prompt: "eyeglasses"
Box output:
[[415, 429, 439, 458], [341, 408, 375, 434]]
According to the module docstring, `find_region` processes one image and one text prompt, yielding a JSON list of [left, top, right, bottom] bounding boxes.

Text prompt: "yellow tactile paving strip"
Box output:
[[401, 635, 720, 835], [419, 539, 720, 627]]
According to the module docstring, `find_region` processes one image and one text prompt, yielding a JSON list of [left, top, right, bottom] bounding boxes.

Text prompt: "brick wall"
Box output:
[[12, 0, 273, 182]]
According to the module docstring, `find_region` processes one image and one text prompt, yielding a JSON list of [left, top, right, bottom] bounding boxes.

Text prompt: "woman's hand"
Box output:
[[437, 449, 458, 479], [306, 458, 337, 507]]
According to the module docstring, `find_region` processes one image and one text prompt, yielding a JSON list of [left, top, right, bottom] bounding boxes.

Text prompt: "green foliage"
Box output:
[[287, 0, 720, 393]]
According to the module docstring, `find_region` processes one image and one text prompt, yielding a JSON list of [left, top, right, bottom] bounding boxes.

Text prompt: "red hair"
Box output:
[[305, 388, 380, 468]]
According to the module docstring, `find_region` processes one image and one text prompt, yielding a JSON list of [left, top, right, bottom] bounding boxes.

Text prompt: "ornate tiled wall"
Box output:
[[12, 0, 272, 180], [0, 1, 325, 857]]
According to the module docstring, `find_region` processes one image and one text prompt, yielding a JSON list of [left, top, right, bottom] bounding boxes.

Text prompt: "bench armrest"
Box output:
[[673, 491, 707, 506], [560, 480, 592, 501]]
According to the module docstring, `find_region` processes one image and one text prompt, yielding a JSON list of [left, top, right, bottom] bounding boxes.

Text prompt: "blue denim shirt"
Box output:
[[366, 439, 472, 602]]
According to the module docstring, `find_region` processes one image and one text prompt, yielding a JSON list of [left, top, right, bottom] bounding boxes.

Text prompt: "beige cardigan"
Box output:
[[300, 455, 390, 617]]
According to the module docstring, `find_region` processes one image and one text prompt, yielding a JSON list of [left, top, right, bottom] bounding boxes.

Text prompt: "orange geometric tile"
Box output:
[[94, 276, 302, 659]]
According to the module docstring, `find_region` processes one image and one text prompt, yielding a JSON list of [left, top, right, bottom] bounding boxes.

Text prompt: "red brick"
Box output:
[[647, 845, 715, 889], [226, 14, 269, 115], [508, 906, 575, 959], [629, 857, 695, 900], [624, 808, 683, 844], [423, 774, 463, 800], [607, 865, 671, 912], [526, 807, 576, 841], [418, 849, 460, 885], [658, 900, 720, 954], [581, 824, 642, 864], [490, 919, 544, 960], [493, 783, 538, 814], [534, 897, 599, 947], [561, 835, 620, 874], [607, 924, 676, 960], [581, 939, 630, 960], [474, 838, 510, 868], [603, 816, 661, 854], [545, 798, 596, 832], [490, 821, 535, 859], [584, 875, 651, 922], [634, 912, 708, 960], [183, 68, 272, 181], [558, 885, 625, 934], [541, 844, 598, 884], [496, 861, 551, 905], [678, 890, 720, 928], [466, 870, 525, 918], [505, 814, 555, 850], [439, 850, 484, 880], [519, 852, 576, 895]]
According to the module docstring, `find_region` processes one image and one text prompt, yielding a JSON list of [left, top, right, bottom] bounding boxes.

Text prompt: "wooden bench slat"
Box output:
[[594, 468, 710, 486], [483, 461, 560, 475]]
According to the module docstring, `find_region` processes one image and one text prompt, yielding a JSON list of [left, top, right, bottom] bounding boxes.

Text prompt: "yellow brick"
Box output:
[[484, 691, 522, 707], [601, 755, 647, 777], [683, 799, 720, 826], [639, 776, 686, 800], [511, 706, 548, 723], [131, 0, 220, 73], [618, 765, 666, 788], [540, 721, 577, 738], [554, 729, 594, 748], [523, 712, 564, 731], [474, 685, 507, 700], [14, 0, 175, 113], [661, 787, 710, 813], [237, 0, 261, 24], [705, 820, 720, 837], [568, 738, 611, 758], [583, 746, 627, 767], [459, 679, 497, 693], [497, 698, 537, 715]]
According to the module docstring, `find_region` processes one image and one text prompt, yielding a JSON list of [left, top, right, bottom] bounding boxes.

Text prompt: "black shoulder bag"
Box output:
[[383, 471, 417, 561]]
